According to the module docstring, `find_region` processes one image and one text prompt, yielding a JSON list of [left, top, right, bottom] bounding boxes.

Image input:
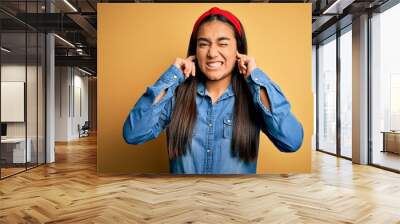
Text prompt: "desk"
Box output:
[[381, 131, 400, 154], [1, 138, 31, 163]]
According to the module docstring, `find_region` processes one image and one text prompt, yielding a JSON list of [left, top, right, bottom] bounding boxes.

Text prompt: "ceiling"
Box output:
[[0, 0, 392, 76]]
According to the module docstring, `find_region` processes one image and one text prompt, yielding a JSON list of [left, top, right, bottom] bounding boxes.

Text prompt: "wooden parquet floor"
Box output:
[[1, 134, 400, 223]]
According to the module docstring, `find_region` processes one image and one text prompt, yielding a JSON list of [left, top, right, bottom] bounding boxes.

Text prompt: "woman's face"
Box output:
[[196, 20, 238, 81]]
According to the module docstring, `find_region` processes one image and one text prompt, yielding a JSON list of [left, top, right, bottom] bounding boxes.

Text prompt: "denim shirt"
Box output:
[[123, 65, 304, 174]]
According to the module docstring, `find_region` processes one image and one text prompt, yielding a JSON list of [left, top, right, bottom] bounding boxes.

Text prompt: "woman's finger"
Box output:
[[236, 51, 244, 60], [187, 55, 196, 61], [236, 52, 256, 76], [237, 52, 249, 63], [240, 59, 244, 68], [239, 60, 245, 73], [237, 52, 250, 75], [237, 60, 244, 74]]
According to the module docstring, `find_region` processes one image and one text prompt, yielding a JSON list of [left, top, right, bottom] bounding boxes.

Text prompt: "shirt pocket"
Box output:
[[223, 116, 233, 138]]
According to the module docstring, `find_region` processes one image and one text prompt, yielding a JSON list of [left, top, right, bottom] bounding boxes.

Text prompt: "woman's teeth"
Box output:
[[206, 62, 223, 69]]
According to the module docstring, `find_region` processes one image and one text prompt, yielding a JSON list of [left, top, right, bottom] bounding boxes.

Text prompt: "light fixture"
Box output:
[[76, 48, 86, 55], [1, 47, 11, 53], [77, 67, 93, 76], [54, 34, 75, 48], [63, 0, 78, 12], [322, 0, 355, 15]]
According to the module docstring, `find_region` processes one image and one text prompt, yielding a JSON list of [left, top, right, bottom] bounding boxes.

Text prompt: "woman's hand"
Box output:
[[236, 52, 257, 79], [173, 55, 196, 80]]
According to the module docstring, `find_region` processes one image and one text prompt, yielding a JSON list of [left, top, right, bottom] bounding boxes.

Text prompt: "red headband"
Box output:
[[191, 7, 243, 38]]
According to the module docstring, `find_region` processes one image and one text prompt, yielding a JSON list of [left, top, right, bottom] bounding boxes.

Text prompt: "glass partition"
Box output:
[[1, 30, 28, 177], [0, 1, 46, 179], [371, 3, 400, 171]]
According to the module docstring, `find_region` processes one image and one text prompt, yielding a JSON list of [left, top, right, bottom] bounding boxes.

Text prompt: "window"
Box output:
[[339, 28, 352, 158], [371, 2, 400, 171], [317, 36, 337, 154]]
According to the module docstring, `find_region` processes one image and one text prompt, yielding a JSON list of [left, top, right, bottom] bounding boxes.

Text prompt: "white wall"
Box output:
[[72, 72, 89, 138], [55, 66, 89, 141], [1, 65, 38, 137], [55, 66, 69, 141]]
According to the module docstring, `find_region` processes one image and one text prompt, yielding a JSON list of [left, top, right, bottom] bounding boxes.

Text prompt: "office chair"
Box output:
[[79, 121, 90, 138]]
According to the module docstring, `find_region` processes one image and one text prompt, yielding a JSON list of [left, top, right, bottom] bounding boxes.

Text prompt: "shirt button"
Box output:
[[208, 123, 212, 127], [207, 149, 211, 153], [227, 119, 231, 123], [173, 75, 177, 79], [255, 78, 258, 81]]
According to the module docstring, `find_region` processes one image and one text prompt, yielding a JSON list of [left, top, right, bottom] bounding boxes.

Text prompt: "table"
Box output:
[[1, 138, 32, 163], [381, 131, 400, 154]]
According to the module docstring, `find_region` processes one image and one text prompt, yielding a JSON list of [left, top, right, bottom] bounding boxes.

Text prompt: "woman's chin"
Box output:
[[205, 76, 221, 81], [204, 72, 227, 81]]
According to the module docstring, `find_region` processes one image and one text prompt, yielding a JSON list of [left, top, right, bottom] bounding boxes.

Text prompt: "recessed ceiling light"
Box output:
[[77, 67, 93, 76], [63, 0, 78, 12], [54, 34, 75, 48], [1, 47, 11, 53], [322, 0, 355, 15]]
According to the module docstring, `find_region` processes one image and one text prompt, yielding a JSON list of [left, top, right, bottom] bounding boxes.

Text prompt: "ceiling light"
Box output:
[[78, 67, 93, 76], [54, 34, 75, 48], [63, 0, 78, 12], [322, 0, 354, 15], [1, 47, 11, 53]]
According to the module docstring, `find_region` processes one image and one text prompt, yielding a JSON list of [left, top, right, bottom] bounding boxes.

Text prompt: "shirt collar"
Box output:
[[196, 81, 235, 101]]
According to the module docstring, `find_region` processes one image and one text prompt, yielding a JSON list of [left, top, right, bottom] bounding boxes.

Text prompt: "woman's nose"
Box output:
[[207, 45, 218, 58]]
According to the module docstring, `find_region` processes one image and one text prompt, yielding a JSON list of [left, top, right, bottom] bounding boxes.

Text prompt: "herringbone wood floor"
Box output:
[[1, 134, 400, 224]]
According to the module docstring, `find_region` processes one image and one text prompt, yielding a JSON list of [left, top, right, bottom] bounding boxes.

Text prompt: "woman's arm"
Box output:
[[245, 68, 304, 152], [123, 65, 184, 144], [236, 52, 303, 152], [123, 55, 196, 145]]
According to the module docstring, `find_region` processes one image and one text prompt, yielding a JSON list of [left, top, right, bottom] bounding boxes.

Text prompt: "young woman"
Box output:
[[123, 7, 304, 174]]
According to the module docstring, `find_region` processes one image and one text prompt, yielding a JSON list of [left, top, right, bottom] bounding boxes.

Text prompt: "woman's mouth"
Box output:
[[206, 61, 223, 70]]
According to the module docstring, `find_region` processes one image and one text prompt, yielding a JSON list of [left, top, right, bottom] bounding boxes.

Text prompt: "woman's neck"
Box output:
[[205, 74, 232, 104]]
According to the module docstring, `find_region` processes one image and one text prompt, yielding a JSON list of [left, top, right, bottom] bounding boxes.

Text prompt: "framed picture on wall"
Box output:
[[1, 81, 25, 122]]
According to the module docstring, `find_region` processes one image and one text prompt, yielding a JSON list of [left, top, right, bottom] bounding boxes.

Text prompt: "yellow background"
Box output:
[[97, 3, 312, 174]]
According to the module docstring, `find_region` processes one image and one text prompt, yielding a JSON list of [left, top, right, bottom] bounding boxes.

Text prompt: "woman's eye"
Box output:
[[219, 43, 228, 47], [198, 43, 208, 47]]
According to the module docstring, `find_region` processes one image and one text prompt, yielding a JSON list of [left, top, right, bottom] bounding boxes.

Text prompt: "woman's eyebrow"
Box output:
[[217, 37, 231, 41], [197, 37, 211, 43], [197, 37, 231, 42]]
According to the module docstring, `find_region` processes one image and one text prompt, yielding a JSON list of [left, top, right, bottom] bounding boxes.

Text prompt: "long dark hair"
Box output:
[[166, 14, 260, 163]]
